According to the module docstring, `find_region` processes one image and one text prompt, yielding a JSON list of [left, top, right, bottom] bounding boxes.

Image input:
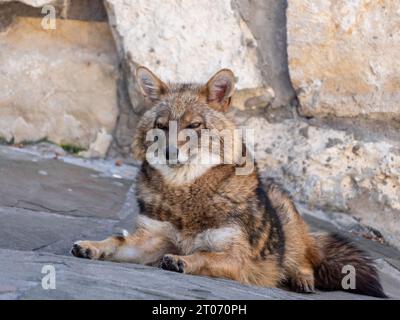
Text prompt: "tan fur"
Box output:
[[71, 67, 386, 297]]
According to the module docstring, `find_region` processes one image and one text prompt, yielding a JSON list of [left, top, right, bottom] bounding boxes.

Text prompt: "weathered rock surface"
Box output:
[[287, 0, 400, 120], [0, 248, 369, 300], [1, 0, 53, 6], [0, 15, 118, 150], [0, 146, 132, 219], [103, 0, 273, 122], [0, 206, 117, 254], [242, 115, 400, 248], [234, 0, 296, 109], [8, 248, 400, 300], [105, 0, 262, 92]]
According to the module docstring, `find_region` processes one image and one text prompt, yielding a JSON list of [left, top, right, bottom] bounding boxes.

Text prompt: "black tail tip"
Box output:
[[329, 269, 388, 298], [345, 284, 388, 299]]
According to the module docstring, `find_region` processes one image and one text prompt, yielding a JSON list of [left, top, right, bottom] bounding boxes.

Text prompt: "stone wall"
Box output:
[[287, 0, 400, 121], [0, 0, 118, 157], [281, 0, 400, 246], [0, 0, 399, 248]]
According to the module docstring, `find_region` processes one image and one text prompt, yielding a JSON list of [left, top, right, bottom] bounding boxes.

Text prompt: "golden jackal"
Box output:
[[72, 66, 386, 298]]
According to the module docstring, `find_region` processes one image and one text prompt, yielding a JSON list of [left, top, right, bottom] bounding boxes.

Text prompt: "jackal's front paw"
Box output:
[[71, 241, 100, 260], [160, 254, 186, 273]]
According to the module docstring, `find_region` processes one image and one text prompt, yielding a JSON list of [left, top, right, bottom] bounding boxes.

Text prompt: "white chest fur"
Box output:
[[135, 214, 242, 255]]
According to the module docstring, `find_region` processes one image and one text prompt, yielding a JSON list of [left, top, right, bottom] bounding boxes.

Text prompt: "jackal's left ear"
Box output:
[[136, 66, 168, 102], [206, 69, 236, 112]]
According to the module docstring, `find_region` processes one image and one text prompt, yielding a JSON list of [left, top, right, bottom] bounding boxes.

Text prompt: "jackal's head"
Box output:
[[132, 66, 250, 185]]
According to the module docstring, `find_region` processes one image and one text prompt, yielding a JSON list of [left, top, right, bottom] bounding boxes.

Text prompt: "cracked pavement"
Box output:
[[0, 145, 399, 300]]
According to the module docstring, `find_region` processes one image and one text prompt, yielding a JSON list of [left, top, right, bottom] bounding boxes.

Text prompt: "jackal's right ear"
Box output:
[[136, 66, 168, 102]]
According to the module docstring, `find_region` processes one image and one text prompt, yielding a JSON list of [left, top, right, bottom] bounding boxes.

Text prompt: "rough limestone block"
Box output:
[[287, 0, 400, 120], [0, 17, 118, 151]]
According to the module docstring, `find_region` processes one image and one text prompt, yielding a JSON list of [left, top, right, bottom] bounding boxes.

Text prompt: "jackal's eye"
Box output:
[[187, 122, 202, 129], [156, 122, 168, 130]]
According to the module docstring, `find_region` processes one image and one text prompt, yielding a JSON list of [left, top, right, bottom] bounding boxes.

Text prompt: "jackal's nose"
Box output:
[[165, 146, 178, 161]]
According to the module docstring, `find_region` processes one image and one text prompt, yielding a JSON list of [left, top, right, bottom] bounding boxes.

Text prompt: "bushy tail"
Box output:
[[312, 233, 387, 298]]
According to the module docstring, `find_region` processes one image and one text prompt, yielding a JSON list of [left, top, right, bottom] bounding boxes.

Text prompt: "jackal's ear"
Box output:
[[136, 66, 168, 102], [206, 69, 236, 112]]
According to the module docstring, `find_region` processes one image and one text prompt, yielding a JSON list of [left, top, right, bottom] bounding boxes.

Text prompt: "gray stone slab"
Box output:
[[0, 249, 376, 300], [0, 206, 117, 255], [375, 259, 400, 299], [0, 147, 132, 219]]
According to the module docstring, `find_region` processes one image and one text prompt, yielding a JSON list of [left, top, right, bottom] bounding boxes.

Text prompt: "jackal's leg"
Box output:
[[160, 252, 239, 277], [71, 215, 176, 265], [160, 251, 280, 287]]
